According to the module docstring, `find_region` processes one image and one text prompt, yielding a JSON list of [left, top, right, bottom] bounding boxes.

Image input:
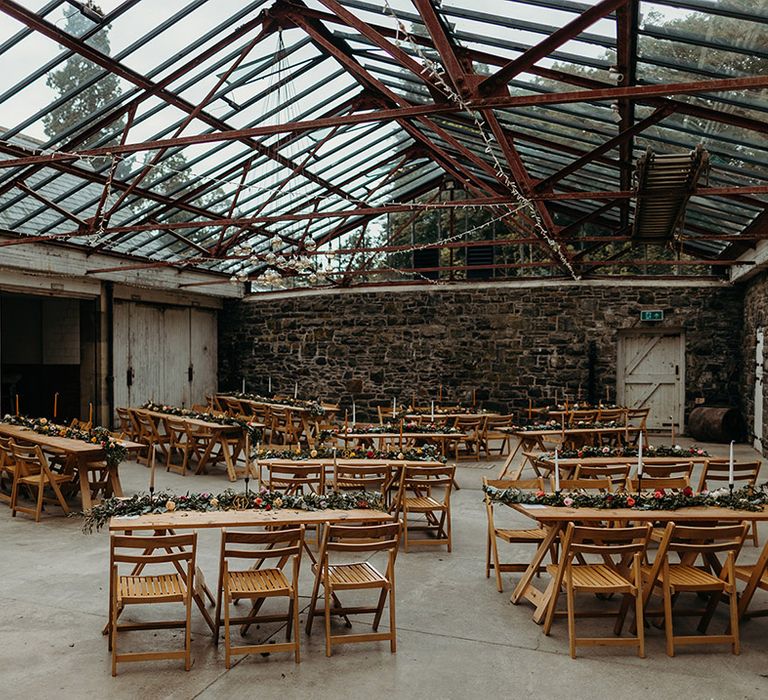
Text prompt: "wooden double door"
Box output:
[[113, 301, 217, 412]]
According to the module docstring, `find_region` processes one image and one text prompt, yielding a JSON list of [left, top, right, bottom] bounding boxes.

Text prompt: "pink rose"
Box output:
[[563, 497, 574, 507]]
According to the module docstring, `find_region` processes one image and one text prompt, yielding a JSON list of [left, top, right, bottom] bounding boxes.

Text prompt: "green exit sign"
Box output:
[[640, 310, 664, 322]]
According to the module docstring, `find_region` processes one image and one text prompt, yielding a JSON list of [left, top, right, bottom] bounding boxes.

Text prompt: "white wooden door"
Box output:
[[617, 332, 684, 431], [189, 308, 217, 405], [754, 327, 764, 452]]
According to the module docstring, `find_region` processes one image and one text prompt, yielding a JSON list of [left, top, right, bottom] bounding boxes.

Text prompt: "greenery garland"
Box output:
[[255, 444, 446, 462], [143, 402, 262, 441], [543, 445, 709, 459], [483, 483, 768, 512], [4, 414, 127, 467], [227, 392, 326, 417], [78, 488, 384, 533], [517, 420, 623, 431], [337, 421, 462, 435]]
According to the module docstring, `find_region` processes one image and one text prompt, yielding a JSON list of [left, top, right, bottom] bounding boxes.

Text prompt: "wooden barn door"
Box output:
[[617, 331, 685, 431], [113, 301, 217, 416]]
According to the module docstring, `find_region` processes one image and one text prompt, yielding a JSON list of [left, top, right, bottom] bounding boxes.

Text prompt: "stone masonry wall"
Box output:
[[219, 282, 744, 425]]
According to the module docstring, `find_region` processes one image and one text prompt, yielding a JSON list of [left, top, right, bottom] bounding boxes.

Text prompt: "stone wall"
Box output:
[[219, 281, 743, 424], [741, 271, 768, 451]]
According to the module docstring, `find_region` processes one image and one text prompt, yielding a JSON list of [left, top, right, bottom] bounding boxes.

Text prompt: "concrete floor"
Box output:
[[2, 437, 768, 700]]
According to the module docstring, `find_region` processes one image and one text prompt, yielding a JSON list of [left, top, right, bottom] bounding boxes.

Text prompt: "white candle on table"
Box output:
[[393, 396, 397, 415], [729, 440, 734, 486], [242, 378, 246, 394], [294, 381, 298, 399], [554, 448, 560, 492], [268, 376, 272, 393], [431, 400, 435, 422], [352, 400, 356, 426], [637, 432, 643, 477]]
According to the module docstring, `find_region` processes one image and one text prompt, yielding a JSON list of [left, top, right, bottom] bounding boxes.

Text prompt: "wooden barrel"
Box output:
[[687, 406, 743, 443]]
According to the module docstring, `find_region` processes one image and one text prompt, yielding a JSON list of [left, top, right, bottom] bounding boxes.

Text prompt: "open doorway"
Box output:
[[0, 293, 97, 422]]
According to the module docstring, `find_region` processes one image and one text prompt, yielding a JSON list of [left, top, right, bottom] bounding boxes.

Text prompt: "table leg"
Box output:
[[77, 457, 93, 511], [109, 464, 124, 498], [499, 438, 522, 479], [510, 522, 562, 610], [219, 434, 238, 482]]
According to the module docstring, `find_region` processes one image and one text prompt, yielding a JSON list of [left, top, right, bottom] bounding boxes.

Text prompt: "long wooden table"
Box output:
[[109, 507, 393, 633], [507, 503, 768, 625], [336, 430, 465, 451], [499, 425, 642, 478], [139, 408, 264, 482], [0, 422, 142, 510], [526, 452, 713, 477]]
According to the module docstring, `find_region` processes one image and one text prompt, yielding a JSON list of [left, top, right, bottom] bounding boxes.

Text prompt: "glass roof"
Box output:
[[0, 0, 764, 289]]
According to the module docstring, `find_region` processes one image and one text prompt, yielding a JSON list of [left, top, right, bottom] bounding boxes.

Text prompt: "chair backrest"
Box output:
[[485, 414, 516, 431], [223, 396, 245, 416], [9, 441, 47, 477], [70, 418, 92, 431], [267, 462, 325, 493], [698, 459, 761, 491], [561, 522, 651, 558], [397, 465, 455, 505], [454, 415, 484, 431], [483, 476, 545, 492], [220, 527, 303, 567], [653, 522, 748, 560], [333, 463, 391, 493], [133, 410, 159, 441], [322, 521, 401, 556], [627, 475, 689, 491], [552, 477, 614, 493], [115, 407, 134, 434], [596, 408, 627, 423], [0, 436, 13, 468], [165, 417, 188, 445], [377, 406, 395, 424], [110, 532, 196, 569], [574, 464, 631, 486], [640, 461, 694, 479], [568, 410, 597, 425], [626, 407, 650, 425]]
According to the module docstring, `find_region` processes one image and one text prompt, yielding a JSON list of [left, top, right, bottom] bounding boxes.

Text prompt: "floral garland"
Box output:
[[407, 405, 487, 415], [337, 421, 462, 435], [143, 402, 262, 441], [545, 445, 709, 459], [3, 414, 127, 467], [255, 444, 446, 463], [517, 420, 623, 432], [78, 488, 384, 533], [483, 483, 768, 512], [227, 392, 326, 417], [535, 403, 620, 414]]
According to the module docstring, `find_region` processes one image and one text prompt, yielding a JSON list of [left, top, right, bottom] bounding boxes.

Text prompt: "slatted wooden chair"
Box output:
[[596, 407, 627, 424], [543, 523, 652, 658], [332, 463, 392, 503], [551, 477, 614, 493], [306, 521, 401, 656], [10, 442, 72, 522], [115, 407, 138, 441], [735, 535, 768, 622], [567, 409, 598, 426], [699, 459, 761, 545], [483, 477, 556, 592], [377, 405, 396, 425], [165, 417, 192, 476], [640, 461, 695, 480], [626, 407, 650, 444], [394, 465, 455, 552], [70, 417, 93, 431], [627, 475, 690, 492], [574, 464, 631, 489], [108, 532, 197, 676], [214, 527, 304, 667], [79, 430, 126, 503], [453, 415, 485, 461], [0, 436, 15, 504], [222, 396, 247, 418], [269, 407, 298, 446], [267, 462, 325, 495], [133, 410, 171, 466], [640, 522, 748, 656], [479, 414, 516, 457]]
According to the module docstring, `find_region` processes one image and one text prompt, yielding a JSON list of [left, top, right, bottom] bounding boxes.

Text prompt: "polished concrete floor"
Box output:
[[2, 437, 768, 700]]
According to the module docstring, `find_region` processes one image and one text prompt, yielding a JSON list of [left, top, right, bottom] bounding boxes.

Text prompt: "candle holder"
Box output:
[[636, 473, 643, 498], [244, 475, 250, 498], [149, 485, 155, 505]]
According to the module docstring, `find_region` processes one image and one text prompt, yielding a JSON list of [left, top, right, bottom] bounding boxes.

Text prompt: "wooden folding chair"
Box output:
[[626, 407, 650, 444], [736, 535, 768, 621], [543, 523, 651, 658], [133, 410, 171, 465], [10, 442, 72, 522], [165, 417, 192, 476], [108, 532, 197, 676], [394, 465, 455, 552], [483, 477, 556, 592], [214, 527, 304, 667], [306, 521, 401, 656], [267, 462, 325, 495], [699, 459, 761, 545], [568, 410, 597, 426], [640, 461, 694, 480], [479, 414, 516, 457], [596, 407, 626, 424], [115, 407, 138, 440], [640, 522, 748, 656], [551, 477, 614, 493], [453, 416, 485, 461], [574, 464, 631, 489], [377, 405, 396, 425], [0, 436, 15, 504], [333, 463, 392, 505], [222, 396, 247, 418], [269, 407, 298, 446]]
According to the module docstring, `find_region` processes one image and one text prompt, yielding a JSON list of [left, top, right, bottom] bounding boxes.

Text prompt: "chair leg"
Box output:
[[635, 590, 645, 658], [372, 587, 388, 631], [111, 588, 119, 676], [324, 582, 332, 657], [305, 567, 322, 636], [566, 570, 576, 658], [389, 580, 397, 653], [293, 588, 301, 664], [184, 591, 192, 671], [34, 479, 45, 523], [224, 587, 232, 669], [663, 580, 675, 657]]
